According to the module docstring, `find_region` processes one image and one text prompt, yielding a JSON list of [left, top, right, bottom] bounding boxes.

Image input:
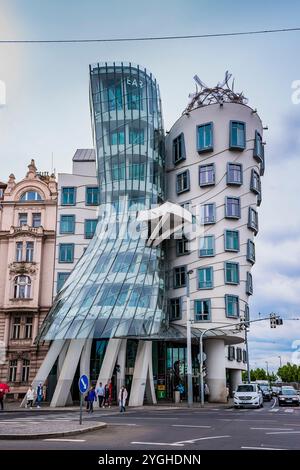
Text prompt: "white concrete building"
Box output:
[[54, 149, 98, 296]]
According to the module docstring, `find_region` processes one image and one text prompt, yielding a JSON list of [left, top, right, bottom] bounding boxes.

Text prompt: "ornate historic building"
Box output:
[[0, 160, 57, 398]]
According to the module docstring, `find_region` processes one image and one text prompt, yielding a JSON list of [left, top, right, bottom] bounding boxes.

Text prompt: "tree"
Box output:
[[278, 363, 300, 382]]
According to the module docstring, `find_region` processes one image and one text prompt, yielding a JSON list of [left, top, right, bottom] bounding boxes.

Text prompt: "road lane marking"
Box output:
[[175, 435, 231, 444], [284, 409, 294, 413], [269, 409, 279, 412], [271, 398, 277, 408], [109, 423, 139, 426], [241, 446, 286, 450], [130, 417, 178, 420], [44, 438, 86, 442], [131, 441, 184, 447], [172, 425, 211, 428], [250, 427, 294, 431], [266, 431, 300, 435]]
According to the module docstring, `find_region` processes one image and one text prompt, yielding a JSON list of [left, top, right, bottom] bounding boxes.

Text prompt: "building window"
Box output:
[[173, 266, 186, 288], [9, 359, 18, 382], [106, 81, 123, 111], [194, 299, 211, 321], [199, 235, 215, 257], [236, 348, 242, 362], [18, 213, 28, 226], [129, 128, 144, 145], [225, 294, 240, 318], [254, 130, 264, 162], [61, 187, 76, 205], [173, 133, 186, 164], [199, 163, 215, 187], [112, 162, 125, 181], [247, 239, 256, 264], [224, 230, 239, 252], [57, 272, 70, 292], [225, 262, 239, 285], [250, 169, 261, 195], [228, 346, 235, 361], [59, 244, 74, 263], [246, 272, 253, 295], [170, 298, 182, 321], [242, 350, 247, 363], [260, 150, 265, 176], [86, 187, 99, 205], [25, 241, 34, 262], [227, 163, 243, 185], [225, 197, 241, 219], [24, 316, 33, 339], [244, 304, 250, 327], [21, 359, 30, 382], [230, 121, 246, 150], [32, 212, 41, 227], [126, 80, 143, 110], [14, 275, 31, 299], [84, 219, 98, 239], [197, 122, 213, 153], [112, 253, 135, 273], [110, 129, 125, 145], [20, 191, 42, 201], [201, 203, 216, 224], [16, 242, 23, 262], [12, 317, 21, 339], [248, 207, 258, 233], [198, 267, 214, 289], [60, 215, 75, 234], [176, 238, 189, 256], [129, 163, 145, 181], [176, 170, 190, 194]]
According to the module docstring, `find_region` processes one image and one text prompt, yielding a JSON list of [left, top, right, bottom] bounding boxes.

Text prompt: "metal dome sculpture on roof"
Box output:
[[183, 71, 248, 114]]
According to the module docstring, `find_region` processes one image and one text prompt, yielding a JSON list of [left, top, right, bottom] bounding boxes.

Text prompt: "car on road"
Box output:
[[278, 387, 300, 406], [271, 386, 281, 396], [234, 383, 263, 409], [259, 384, 272, 401]]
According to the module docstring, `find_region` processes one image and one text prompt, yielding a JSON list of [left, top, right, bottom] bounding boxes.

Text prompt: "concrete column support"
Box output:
[[116, 339, 127, 397], [50, 339, 85, 407], [129, 340, 156, 407], [96, 338, 122, 389], [229, 369, 242, 396], [205, 338, 227, 403], [80, 338, 93, 379]]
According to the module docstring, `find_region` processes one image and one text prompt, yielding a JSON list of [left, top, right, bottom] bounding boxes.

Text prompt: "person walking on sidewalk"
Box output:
[[36, 382, 44, 408], [87, 386, 97, 413], [118, 385, 128, 413], [0, 388, 5, 411], [25, 386, 35, 409], [96, 382, 105, 408]]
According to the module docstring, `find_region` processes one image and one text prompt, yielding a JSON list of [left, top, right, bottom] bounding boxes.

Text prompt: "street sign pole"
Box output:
[[79, 392, 83, 425], [78, 374, 89, 425]]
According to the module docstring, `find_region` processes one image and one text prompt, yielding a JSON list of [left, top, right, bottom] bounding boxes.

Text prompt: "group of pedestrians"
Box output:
[[25, 383, 45, 409], [85, 381, 128, 413]]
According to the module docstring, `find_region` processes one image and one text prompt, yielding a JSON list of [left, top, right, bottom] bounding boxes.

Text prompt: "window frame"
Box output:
[[246, 271, 253, 295], [224, 261, 240, 285], [247, 239, 256, 264], [57, 272, 70, 293], [25, 241, 34, 262], [173, 133, 186, 165], [176, 169, 190, 194], [227, 162, 243, 186], [229, 120, 246, 150], [248, 207, 259, 234], [84, 219, 98, 239], [228, 345, 235, 361], [32, 212, 41, 228], [224, 230, 240, 252], [197, 266, 214, 290], [199, 235, 215, 257], [254, 130, 264, 162], [225, 196, 241, 219], [201, 203, 216, 225], [60, 214, 75, 234], [169, 297, 182, 321], [85, 186, 99, 206], [199, 163, 215, 187], [194, 299, 211, 322], [16, 241, 23, 262], [225, 294, 240, 318], [250, 168, 261, 195], [197, 122, 213, 153], [173, 265, 187, 289], [58, 243, 75, 263], [176, 238, 189, 256], [61, 187, 76, 206], [18, 213, 28, 226], [14, 275, 31, 299]]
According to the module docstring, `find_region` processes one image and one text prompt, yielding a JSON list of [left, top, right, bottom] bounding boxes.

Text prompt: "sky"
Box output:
[[0, 0, 300, 373]]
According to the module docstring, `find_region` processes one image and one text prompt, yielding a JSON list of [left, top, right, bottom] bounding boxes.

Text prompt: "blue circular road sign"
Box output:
[[79, 374, 89, 394]]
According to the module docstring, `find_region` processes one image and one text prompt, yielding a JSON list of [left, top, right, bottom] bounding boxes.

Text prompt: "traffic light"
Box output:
[[270, 313, 276, 328]]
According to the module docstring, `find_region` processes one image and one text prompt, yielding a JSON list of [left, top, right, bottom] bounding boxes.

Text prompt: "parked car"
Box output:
[[271, 386, 281, 396], [259, 384, 272, 401], [278, 387, 300, 406], [234, 383, 263, 409]]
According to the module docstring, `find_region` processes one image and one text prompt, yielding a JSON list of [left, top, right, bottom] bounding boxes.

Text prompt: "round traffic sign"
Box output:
[[78, 374, 89, 394]]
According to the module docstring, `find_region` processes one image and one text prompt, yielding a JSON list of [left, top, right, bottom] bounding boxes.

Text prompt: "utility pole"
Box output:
[[278, 356, 282, 368], [186, 269, 193, 407], [245, 327, 251, 384]]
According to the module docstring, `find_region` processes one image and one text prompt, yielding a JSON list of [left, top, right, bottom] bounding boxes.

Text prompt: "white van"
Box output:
[[234, 383, 263, 409]]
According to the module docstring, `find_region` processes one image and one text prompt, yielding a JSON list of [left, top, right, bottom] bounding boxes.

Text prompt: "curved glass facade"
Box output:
[[38, 62, 167, 341]]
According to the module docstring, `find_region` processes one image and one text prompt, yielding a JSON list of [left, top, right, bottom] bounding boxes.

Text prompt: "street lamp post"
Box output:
[[245, 327, 251, 384], [186, 269, 193, 407], [265, 361, 269, 379], [278, 356, 282, 368]]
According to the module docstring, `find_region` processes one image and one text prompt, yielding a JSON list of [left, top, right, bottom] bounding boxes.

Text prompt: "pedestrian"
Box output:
[[226, 385, 230, 402], [96, 382, 105, 408], [176, 382, 184, 402], [104, 383, 110, 408], [108, 379, 113, 408], [36, 382, 44, 408], [204, 382, 210, 402], [118, 385, 128, 412], [25, 386, 35, 408], [86, 386, 97, 413], [0, 387, 5, 411]]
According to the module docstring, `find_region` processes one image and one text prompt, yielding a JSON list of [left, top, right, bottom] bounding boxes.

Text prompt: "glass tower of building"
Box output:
[[37, 62, 166, 341]]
